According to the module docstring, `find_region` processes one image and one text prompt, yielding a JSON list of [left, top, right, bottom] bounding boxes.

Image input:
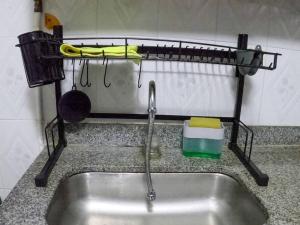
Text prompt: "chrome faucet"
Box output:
[[145, 80, 156, 201]]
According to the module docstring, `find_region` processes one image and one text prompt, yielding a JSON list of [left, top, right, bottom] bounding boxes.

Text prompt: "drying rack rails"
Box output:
[[22, 26, 280, 187], [40, 37, 279, 71]]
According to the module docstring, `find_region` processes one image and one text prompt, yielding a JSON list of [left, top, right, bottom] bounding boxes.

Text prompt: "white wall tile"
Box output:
[[0, 189, 11, 201], [0, 37, 41, 120], [0, 0, 33, 37], [268, 0, 300, 50], [240, 71, 266, 125], [97, 0, 159, 37], [157, 0, 217, 41], [144, 61, 236, 117], [0, 0, 43, 192], [260, 48, 300, 126], [43, 0, 98, 36], [217, 0, 270, 46], [0, 120, 43, 189], [94, 60, 140, 113], [0, 37, 25, 79]]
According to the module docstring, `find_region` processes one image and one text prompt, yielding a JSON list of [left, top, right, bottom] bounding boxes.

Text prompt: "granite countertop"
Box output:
[[0, 143, 299, 225]]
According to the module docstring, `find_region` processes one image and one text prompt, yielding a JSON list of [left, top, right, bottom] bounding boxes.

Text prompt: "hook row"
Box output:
[[103, 58, 143, 88], [65, 42, 271, 88], [68, 58, 143, 89]]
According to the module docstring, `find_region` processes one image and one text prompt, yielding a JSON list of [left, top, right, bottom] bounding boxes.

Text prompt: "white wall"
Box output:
[[42, 0, 300, 126], [0, 0, 43, 200]]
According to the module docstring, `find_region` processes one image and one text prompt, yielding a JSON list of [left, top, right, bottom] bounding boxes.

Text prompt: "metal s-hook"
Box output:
[[80, 59, 91, 87], [71, 59, 77, 90], [138, 60, 143, 88], [103, 58, 111, 88], [79, 59, 85, 86]]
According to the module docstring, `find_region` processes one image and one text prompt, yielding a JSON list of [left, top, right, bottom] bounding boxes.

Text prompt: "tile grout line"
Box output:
[[96, 0, 99, 36], [258, 0, 272, 124], [0, 119, 42, 122], [215, 0, 220, 42]]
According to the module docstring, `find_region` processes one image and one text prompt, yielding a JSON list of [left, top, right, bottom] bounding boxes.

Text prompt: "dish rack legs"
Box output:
[[35, 26, 67, 187], [228, 121, 269, 186], [228, 34, 268, 186]]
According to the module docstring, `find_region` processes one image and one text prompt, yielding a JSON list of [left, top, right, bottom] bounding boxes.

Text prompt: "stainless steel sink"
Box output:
[[47, 172, 267, 225]]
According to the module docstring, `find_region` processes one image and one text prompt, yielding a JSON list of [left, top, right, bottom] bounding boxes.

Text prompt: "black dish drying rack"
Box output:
[[42, 38, 279, 70], [17, 26, 281, 187], [17, 29, 280, 88]]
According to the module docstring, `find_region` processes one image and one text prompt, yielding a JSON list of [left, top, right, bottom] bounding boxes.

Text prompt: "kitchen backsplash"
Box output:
[[42, 0, 300, 126]]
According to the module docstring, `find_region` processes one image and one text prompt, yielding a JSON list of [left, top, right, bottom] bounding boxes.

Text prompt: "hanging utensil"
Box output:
[[58, 59, 91, 123]]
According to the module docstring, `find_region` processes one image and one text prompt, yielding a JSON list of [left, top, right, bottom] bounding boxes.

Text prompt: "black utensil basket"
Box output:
[[17, 31, 65, 88]]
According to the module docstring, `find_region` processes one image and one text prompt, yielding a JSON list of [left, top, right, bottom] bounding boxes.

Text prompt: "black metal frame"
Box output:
[[35, 25, 277, 187], [35, 26, 67, 187]]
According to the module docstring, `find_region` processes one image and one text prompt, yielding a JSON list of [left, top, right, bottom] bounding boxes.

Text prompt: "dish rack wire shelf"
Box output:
[[17, 26, 281, 187]]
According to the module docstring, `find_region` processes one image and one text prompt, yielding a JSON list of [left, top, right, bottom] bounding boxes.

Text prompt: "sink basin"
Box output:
[[47, 172, 267, 225]]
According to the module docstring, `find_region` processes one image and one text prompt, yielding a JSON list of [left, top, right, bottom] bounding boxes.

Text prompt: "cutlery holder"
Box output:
[[17, 31, 65, 88]]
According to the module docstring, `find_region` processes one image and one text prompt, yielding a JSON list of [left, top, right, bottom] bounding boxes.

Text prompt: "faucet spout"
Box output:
[[145, 80, 156, 201]]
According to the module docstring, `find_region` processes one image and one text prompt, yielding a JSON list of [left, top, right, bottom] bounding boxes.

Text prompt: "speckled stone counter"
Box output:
[[0, 143, 299, 225]]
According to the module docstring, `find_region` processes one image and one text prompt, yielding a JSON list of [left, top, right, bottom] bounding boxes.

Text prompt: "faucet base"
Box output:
[[147, 191, 156, 201]]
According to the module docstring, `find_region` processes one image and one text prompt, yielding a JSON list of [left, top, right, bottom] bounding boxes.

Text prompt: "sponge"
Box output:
[[189, 117, 221, 128]]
